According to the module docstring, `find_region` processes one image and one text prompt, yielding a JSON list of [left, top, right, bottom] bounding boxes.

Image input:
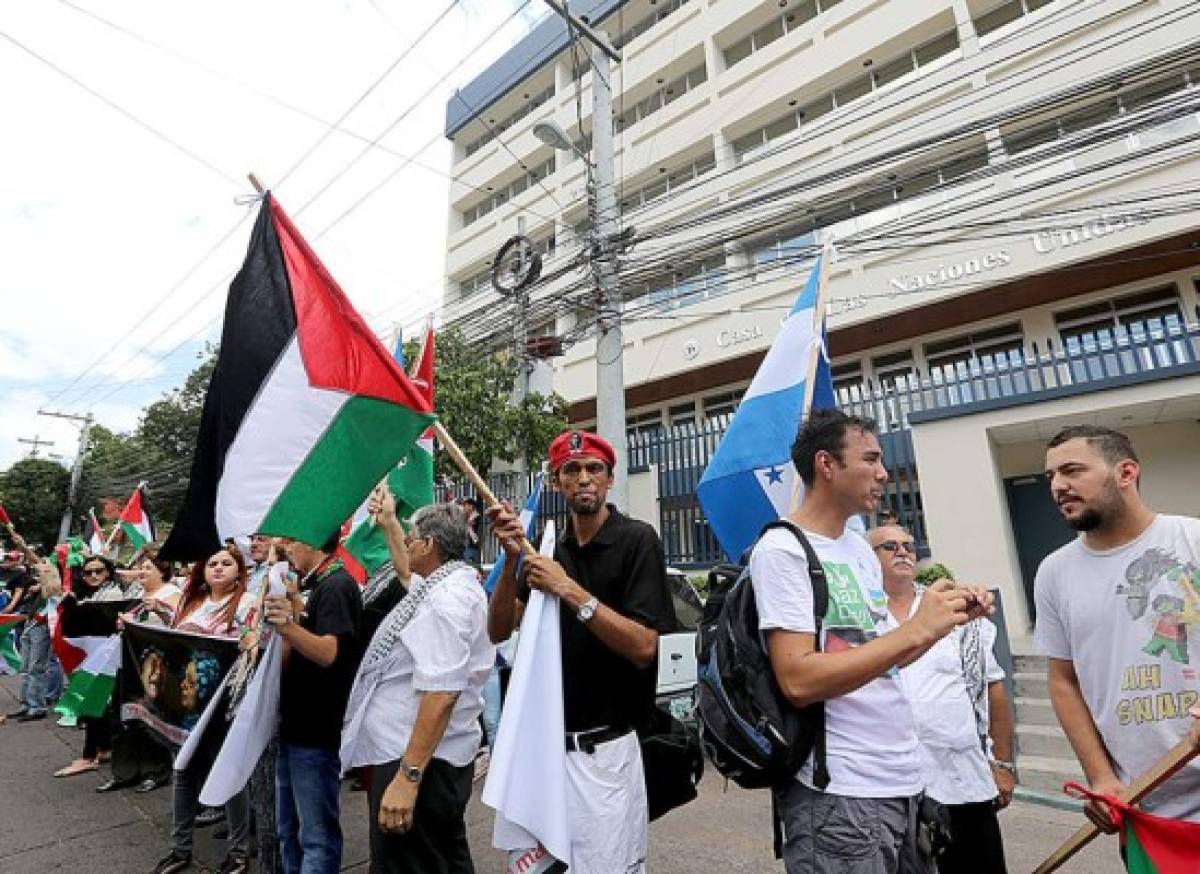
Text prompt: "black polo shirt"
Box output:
[[279, 565, 362, 749], [520, 506, 677, 733]]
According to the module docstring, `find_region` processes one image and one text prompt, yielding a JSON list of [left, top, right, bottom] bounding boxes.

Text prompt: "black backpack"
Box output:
[[695, 519, 830, 791]]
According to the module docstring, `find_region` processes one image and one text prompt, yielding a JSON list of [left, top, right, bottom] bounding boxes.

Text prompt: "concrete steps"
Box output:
[[1011, 654, 1084, 803]]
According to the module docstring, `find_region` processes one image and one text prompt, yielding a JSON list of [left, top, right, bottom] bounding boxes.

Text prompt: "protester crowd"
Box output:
[[2, 418, 1199, 874]]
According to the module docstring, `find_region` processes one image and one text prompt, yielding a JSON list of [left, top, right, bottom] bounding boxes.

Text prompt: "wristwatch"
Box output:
[[399, 758, 423, 784], [990, 759, 1016, 775], [577, 595, 599, 624]]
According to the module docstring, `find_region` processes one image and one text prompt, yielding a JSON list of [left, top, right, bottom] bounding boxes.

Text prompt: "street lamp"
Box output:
[[532, 120, 584, 159]]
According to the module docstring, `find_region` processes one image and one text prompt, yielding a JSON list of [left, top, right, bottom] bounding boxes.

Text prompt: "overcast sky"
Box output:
[[0, 0, 543, 470]]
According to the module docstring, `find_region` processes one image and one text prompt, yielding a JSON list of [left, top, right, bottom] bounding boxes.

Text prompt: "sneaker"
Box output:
[[17, 709, 47, 722], [216, 854, 249, 874], [195, 806, 226, 828], [151, 851, 191, 874], [56, 713, 77, 728], [6, 707, 29, 720]]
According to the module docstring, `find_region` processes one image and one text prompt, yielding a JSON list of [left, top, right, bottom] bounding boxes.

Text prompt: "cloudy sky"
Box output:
[[0, 0, 542, 470]]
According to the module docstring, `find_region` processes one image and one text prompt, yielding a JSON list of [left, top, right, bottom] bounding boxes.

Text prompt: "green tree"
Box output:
[[432, 328, 568, 479], [0, 457, 70, 550], [136, 346, 216, 463]]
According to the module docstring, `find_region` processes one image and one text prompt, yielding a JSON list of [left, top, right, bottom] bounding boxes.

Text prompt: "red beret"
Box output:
[[548, 430, 616, 472]]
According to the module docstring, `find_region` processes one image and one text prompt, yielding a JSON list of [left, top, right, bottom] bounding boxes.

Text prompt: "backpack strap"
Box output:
[[757, 519, 831, 791]]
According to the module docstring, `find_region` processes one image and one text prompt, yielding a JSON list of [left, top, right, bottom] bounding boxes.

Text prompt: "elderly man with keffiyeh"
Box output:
[[340, 494, 495, 874]]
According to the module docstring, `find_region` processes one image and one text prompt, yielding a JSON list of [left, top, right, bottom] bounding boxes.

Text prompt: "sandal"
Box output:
[[54, 758, 99, 777]]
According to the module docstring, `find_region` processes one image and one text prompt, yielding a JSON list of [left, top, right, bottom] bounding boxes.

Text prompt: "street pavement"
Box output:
[[1, 675, 1124, 873]]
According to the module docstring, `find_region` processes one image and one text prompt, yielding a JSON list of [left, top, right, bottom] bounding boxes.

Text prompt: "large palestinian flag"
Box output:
[[161, 194, 435, 561], [341, 321, 436, 580]]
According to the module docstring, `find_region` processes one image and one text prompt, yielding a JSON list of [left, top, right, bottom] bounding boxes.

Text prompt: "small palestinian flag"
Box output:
[[54, 635, 122, 720], [1123, 800, 1200, 873], [84, 509, 105, 555], [118, 487, 155, 550], [160, 193, 435, 561], [0, 615, 22, 674]]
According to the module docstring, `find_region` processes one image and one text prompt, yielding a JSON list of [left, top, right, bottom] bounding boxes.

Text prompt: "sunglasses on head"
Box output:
[[875, 540, 915, 554]]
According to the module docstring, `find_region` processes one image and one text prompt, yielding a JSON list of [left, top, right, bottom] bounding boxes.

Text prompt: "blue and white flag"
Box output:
[[696, 255, 835, 562], [482, 472, 545, 595]]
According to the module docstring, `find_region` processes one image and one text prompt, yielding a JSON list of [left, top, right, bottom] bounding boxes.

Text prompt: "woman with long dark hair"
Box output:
[[54, 554, 138, 777], [154, 546, 254, 874]]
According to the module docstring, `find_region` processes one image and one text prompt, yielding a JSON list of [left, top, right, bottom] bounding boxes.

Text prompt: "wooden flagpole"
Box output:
[[432, 421, 536, 557], [788, 240, 835, 514], [1032, 737, 1200, 873]]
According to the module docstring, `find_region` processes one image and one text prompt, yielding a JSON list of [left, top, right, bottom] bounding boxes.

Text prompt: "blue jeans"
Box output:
[[19, 622, 51, 712], [276, 742, 343, 874], [482, 665, 501, 748]]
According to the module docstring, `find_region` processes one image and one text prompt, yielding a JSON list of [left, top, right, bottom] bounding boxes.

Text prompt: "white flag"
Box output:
[[481, 522, 571, 869]]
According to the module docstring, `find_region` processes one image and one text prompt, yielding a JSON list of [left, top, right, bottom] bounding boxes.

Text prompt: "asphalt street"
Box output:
[[0, 675, 1124, 874]]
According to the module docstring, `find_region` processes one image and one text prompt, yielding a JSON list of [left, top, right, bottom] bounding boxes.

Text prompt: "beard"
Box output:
[[569, 496, 602, 516], [1065, 478, 1123, 532]]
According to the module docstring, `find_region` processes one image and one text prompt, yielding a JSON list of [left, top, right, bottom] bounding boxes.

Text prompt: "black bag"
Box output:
[[695, 520, 829, 791], [638, 704, 704, 821]]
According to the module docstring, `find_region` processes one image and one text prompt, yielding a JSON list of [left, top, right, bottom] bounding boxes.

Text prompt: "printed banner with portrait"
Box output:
[[119, 622, 239, 747]]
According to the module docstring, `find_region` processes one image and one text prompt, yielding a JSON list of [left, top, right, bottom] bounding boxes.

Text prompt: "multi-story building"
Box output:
[[441, 0, 1200, 649]]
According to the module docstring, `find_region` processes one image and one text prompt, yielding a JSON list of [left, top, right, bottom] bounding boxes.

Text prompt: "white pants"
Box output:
[[564, 731, 648, 874]]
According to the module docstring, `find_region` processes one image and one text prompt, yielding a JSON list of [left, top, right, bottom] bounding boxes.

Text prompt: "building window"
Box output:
[[871, 351, 917, 432], [618, 152, 716, 212], [463, 84, 556, 157], [974, 0, 1059, 39], [832, 361, 866, 408], [1000, 69, 1191, 156], [702, 391, 743, 428], [925, 323, 1025, 402], [1055, 287, 1186, 376], [669, 401, 697, 431], [732, 28, 960, 164], [723, 0, 844, 68], [626, 409, 665, 468], [461, 157, 556, 228], [632, 253, 727, 310], [613, 0, 691, 50], [615, 63, 707, 133]]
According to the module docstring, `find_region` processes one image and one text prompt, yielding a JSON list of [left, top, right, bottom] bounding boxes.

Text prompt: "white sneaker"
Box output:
[[56, 713, 78, 728]]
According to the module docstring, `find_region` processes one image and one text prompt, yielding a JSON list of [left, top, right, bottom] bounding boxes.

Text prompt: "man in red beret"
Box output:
[[487, 429, 676, 874]]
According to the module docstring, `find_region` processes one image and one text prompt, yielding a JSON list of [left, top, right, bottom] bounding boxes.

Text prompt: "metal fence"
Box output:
[[446, 315, 1200, 569]]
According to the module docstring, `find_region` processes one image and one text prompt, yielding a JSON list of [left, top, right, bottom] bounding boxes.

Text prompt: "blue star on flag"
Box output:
[[764, 466, 784, 485]]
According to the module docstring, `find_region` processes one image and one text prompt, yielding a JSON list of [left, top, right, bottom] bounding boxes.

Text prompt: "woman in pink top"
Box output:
[[172, 548, 251, 638]]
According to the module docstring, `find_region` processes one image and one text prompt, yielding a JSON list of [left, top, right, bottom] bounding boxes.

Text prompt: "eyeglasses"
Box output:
[[558, 460, 607, 479], [874, 540, 916, 555], [83, 568, 107, 576]]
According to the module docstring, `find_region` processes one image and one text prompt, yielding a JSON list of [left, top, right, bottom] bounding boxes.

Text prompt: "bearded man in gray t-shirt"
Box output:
[[1035, 425, 1200, 835]]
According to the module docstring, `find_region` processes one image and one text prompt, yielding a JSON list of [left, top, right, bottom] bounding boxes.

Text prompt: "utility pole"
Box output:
[[539, 0, 629, 508], [17, 435, 53, 457], [38, 409, 93, 544]]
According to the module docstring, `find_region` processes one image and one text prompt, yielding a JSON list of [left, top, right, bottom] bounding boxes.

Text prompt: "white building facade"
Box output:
[[441, 0, 1200, 648]]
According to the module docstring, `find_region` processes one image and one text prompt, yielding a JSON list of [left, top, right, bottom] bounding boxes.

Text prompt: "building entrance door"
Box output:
[[1003, 474, 1074, 621]]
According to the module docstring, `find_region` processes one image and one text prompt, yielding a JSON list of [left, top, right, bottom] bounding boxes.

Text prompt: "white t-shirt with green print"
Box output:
[[750, 524, 923, 798]]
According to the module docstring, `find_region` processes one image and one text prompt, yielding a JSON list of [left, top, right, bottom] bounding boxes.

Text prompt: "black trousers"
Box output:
[[368, 757, 475, 874], [937, 800, 1008, 874], [111, 721, 173, 784]]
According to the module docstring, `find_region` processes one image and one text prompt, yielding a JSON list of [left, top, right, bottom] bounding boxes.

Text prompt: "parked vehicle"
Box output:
[[656, 568, 702, 723]]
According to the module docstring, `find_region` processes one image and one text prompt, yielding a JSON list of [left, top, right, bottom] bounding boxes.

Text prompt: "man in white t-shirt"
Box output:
[[873, 524, 1013, 874], [1034, 424, 1200, 834], [751, 409, 992, 874]]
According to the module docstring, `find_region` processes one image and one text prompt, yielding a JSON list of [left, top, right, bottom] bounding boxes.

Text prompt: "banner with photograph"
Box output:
[[119, 622, 239, 747]]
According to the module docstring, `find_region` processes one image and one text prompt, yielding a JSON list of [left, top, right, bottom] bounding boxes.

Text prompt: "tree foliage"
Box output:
[[430, 327, 568, 479], [0, 457, 70, 550]]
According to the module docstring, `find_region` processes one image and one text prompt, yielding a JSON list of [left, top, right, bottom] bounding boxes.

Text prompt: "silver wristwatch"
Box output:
[[990, 759, 1016, 775], [400, 758, 423, 783], [577, 595, 599, 624]]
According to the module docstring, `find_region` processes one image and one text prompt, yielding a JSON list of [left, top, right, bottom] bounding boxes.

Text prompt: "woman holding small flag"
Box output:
[[340, 497, 495, 874]]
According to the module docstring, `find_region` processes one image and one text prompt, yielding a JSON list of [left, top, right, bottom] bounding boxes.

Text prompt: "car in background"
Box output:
[[656, 568, 703, 723]]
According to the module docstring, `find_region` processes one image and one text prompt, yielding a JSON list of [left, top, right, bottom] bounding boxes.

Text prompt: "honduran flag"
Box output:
[[161, 194, 435, 561], [118, 486, 155, 550], [696, 253, 835, 562], [84, 508, 105, 555]]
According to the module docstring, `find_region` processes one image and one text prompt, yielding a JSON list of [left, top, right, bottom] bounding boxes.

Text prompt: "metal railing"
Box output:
[[445, 317, 1200, 568]]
